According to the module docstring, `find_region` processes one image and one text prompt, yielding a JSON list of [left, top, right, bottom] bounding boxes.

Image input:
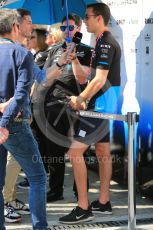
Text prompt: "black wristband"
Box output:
[[56, 62, 63, 68]]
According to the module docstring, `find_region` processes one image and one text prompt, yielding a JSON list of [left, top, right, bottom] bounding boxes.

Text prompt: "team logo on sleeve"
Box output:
[[100, 45, 111, 55], [101, 48, 109, 54]]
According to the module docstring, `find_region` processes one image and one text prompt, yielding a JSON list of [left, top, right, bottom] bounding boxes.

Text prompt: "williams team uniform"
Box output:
[[74, 31, 121, 145]]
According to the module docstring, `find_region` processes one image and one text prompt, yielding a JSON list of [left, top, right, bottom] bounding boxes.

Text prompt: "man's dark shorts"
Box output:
[[74, 116, 110, 146]]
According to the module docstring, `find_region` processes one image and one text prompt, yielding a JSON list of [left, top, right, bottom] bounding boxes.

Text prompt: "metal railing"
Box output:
[[77, 110, 139, 230]]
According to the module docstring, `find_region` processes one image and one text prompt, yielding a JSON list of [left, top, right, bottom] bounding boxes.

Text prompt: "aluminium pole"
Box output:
[[127, 112, 137, 230]]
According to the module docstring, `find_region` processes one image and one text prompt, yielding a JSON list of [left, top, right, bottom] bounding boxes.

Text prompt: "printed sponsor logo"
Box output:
[[76, 51, 85, 57], [145, 18, 153, 24], [100, 54, 108, 59], [116, 19, 126, 25], [106, 0, 137, 7], [101, 44, 111, 48], [76, 214, 85, 220], [115, 19, 139, 26], [78, 130, 86, 137], [101, 48, 109, 54], [145, 34, 151, 41], [129, 19, 139, 25]]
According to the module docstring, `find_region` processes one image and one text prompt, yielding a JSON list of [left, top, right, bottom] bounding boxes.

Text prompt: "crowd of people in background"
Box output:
[[0, 2, 121, 229]]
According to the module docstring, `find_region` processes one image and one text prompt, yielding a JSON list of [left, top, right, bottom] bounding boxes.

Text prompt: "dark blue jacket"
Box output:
[[0, 42, 33, 127]]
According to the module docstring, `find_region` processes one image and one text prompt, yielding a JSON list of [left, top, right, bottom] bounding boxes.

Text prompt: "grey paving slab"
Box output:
[[6, 162, 153, 230]]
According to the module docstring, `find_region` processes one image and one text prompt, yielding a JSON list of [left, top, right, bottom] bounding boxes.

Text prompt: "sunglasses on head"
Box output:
[[60, 25, 75, 32]]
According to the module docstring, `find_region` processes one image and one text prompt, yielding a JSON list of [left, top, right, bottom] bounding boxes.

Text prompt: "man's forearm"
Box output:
[[72, 58, 89, 84], [79, 78, 104, 102]]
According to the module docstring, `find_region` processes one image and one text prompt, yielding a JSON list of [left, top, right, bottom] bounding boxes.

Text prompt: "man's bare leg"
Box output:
[[67, 140, 89, 209], [95, 142, 112, 204]]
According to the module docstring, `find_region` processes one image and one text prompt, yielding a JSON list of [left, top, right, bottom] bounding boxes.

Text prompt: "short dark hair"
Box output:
[[17, 8, 31, 23], [87, 3, 111, 25], [61, 13, 82, 27], [17, 8, 31, 17]]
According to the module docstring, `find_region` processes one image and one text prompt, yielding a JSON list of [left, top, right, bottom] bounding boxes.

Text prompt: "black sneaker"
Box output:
[[18, 178, 29, 189], [90, 200, 112, 214], [59, 206, 95, 224]]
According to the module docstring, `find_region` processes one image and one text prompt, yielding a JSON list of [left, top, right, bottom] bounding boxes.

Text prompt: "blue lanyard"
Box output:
[[0, 38, 14, 44]]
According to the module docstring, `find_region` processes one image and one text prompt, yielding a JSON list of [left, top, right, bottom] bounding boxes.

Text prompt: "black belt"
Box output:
[[13, 117, 31, 123]]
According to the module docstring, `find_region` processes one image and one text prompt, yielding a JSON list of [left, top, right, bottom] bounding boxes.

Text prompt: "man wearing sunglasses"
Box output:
[[44, 13, 92, 203], [60, 24, 78, 32]]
